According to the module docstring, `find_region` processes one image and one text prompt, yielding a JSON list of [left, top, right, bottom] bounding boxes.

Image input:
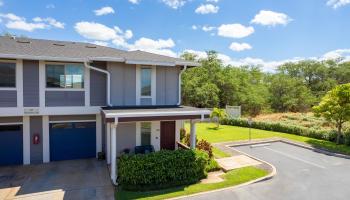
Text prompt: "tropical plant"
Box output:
[[210, 108, 228, 128]]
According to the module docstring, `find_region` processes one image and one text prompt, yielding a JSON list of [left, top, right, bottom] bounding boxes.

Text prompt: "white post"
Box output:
[[42, 115, 50, 163], [190, 120, 196, 149], [106, 123, 111, 164], [23, 116, 30, 165], [111, 121, 117, 185], [96, 114, 102, 157]]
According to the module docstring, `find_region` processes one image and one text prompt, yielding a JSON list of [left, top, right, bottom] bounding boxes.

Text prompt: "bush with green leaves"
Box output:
[[221, 118, 350, 145], [118, 149, 209, 191], [206, 158, 221, 172], [197, 139, 213, 158]]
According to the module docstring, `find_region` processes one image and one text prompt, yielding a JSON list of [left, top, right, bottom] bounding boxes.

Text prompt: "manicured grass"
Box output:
[[116, 166, 268, 200], [213, 147, 231, 158], [186, 122, 350, 155]]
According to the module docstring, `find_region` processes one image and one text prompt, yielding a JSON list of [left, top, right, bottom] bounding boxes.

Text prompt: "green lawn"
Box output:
[[116, 166, 268, 200], [186, 122, 350, 155]]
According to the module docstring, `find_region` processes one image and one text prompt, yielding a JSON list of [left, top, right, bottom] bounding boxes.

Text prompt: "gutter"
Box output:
[[177, 65, 187, 106], [84, 61, 112, 107]]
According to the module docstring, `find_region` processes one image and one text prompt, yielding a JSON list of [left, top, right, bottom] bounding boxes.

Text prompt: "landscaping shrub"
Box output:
[[118, 149, 208, 191], [221, 118, 350, 145], [180, 128, 186, 141], [206, 158, 221, 172], [197, 139, 213, 158], [183, 133, 198, 147]]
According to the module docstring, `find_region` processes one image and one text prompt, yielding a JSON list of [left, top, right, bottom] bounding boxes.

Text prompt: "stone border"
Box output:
[[168, 147, 277, 200]]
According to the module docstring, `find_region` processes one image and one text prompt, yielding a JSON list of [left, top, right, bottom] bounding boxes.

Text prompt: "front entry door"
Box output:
[[160, 121, 176, 150]]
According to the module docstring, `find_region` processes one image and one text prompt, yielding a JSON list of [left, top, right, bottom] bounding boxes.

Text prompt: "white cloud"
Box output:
[[75, 22, 118, 41], [0, 13, 64, 32], [191, 25, 198, 30], [92, 41, 109, 47], [217, 23, 254, 38], [161, 0, 188, 9], [229, 42, 252, 52], [327, 0, 350, 9], [129, 0, 141, 4], [46, 4, 55, 9], [202, 25, 215, 32], [125, 38, 177, 57], [195, 4, 219, 14], [33, 17, 65, 29], [124, 30, 133, 39], [322, 49, 350, 61], [206, 0, 219, 2], [251, 10, 292, 26], [94, 6, 115, 16]]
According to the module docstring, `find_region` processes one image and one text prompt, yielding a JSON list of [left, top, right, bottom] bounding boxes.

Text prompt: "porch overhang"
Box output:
[[101, 106, 211, 123]]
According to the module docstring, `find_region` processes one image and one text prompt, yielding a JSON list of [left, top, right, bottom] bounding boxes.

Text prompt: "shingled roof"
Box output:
[[0, 36, 199, 67]]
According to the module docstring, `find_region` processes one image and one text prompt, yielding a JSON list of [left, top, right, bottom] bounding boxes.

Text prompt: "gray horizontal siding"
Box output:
[[156, 66, 180, 105], [23, 60, 39, 107], [90, 61, 107, 106], [45, 91, 85, 107], [0, 90, 17, 107]]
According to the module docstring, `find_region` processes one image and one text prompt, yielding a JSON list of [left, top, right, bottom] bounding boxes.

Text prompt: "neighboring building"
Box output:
[[0, 36, 210, 184]]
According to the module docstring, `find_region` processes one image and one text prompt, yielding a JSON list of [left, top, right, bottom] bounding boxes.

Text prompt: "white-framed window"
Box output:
[[0, 61, 16, 88], [136, 65, 156, 105], [46, 63, 84, 89], [140, 122, 152, 145], [141, 67, 152, 97]]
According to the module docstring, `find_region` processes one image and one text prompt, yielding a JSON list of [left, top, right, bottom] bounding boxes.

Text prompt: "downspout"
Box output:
[[177, 65, 187, 106], [84, 61, 112, 107]]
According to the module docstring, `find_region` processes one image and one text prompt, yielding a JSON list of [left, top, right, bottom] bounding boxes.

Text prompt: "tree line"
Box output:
[[181, 51, 350, 116]]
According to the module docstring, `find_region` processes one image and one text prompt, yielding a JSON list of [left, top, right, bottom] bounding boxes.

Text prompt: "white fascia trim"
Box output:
[[0, 54, 86, 62], [175, 61, 200, 67], [105, 110, 211, 118], [126, 60, 176, 67], [0, 122, 23, 126], [39, 61, 46, 108], [91, 57, 125, 62], [96, 114, 102, 156], [49, 120, 97, 123], [0, 107, 101, 117]]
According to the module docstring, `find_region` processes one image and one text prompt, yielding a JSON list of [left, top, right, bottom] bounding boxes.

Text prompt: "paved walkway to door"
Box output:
[[0, 159, 114, 200]]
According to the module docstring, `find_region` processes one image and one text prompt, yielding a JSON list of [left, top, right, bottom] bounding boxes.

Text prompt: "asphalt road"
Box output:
[[183, 142, 350, 200]]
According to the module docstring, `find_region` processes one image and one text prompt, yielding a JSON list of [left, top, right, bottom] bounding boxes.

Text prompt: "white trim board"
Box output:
[[49, 120, 96, 123], [22, 116, 30, 165]]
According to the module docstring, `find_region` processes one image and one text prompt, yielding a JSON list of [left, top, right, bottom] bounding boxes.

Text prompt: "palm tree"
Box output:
[[210, 108, 228, 128]]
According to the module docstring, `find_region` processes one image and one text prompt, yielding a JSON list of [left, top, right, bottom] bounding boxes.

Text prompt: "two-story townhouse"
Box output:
[[0, 36, 210, 184]]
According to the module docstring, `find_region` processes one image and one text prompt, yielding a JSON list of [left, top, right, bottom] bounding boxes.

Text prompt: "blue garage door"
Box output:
[[50, 122, 96, 161], [0, 125, 23, 166]]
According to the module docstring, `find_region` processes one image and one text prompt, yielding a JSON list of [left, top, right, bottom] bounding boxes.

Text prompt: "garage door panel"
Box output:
[[0, 125, 23, 166], [50, 122, 96, 161]]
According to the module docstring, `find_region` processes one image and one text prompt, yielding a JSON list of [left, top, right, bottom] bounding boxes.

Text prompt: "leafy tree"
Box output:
[[313, 83, 350, 144], [269, 74, 316, 112], [210, 108, 228, 128]]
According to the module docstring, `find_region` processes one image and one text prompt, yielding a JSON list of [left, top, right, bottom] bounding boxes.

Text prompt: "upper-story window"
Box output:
[[141, 67, 152, 97], [46, 64, 84, 89], [0, 62, 16, 88]]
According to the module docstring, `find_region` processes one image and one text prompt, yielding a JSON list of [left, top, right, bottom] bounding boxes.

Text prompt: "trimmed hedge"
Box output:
[[118, 149, 209, 191], [221, 118, 345, 143]]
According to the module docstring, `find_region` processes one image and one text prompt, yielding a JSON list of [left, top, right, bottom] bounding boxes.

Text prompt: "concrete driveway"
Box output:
[[183, 142, 350, 200], [0, 159, 114, 200]]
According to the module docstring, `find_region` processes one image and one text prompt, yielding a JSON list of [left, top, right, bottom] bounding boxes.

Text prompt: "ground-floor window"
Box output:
[[141, 122, 151, 146]]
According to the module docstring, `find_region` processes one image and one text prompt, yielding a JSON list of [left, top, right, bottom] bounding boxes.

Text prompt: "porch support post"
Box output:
[[106, 123, 111, 164], [190, 120, 196, 149], [111, 118, 118, 185]]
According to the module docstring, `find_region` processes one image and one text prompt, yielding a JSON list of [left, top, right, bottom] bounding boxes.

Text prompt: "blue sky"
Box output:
[[0, 0, 349, 71]]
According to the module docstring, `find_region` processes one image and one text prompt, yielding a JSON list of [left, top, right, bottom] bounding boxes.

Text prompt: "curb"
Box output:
[[168, 149, 277, 200], [227, 138, 350, 160]]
